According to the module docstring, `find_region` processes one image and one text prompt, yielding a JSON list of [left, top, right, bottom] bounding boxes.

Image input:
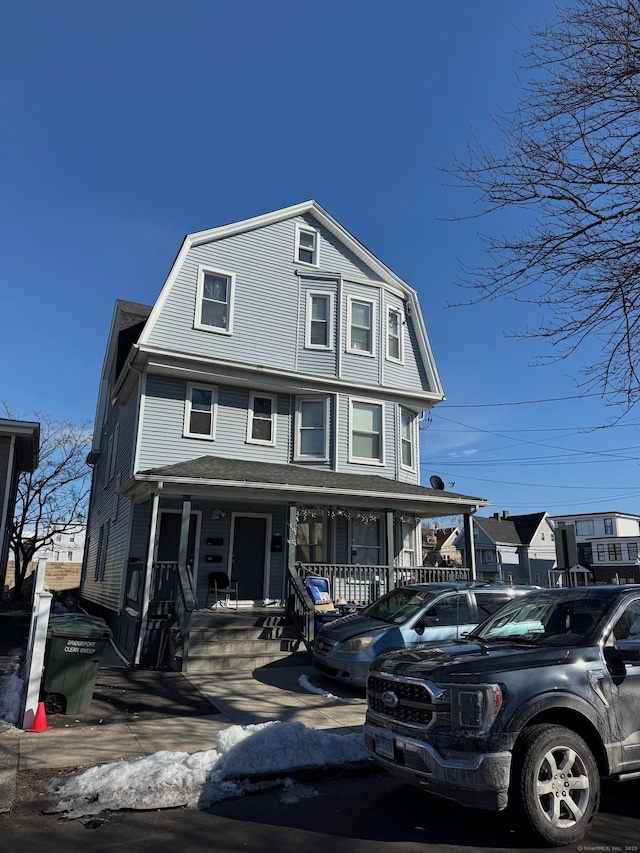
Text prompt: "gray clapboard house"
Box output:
[[81, 201, 488, 670]]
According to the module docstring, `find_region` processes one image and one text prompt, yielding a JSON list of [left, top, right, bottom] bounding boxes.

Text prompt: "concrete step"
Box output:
[[188, 637, 303, 655], [176, 650, 310, 673], [187, 624, 299, 642]]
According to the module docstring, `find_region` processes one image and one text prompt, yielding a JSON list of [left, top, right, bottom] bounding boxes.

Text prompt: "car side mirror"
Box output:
[[414, 616, 438, 634], [607, 640, 640, 663]]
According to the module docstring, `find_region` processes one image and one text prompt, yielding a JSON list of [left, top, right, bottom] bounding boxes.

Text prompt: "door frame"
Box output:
[[228, 512, 272, 601], [154, 508, 203, 589]]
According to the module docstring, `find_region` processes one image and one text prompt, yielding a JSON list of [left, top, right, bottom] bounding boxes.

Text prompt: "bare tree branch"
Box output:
[[2, 402, 92, 600], [444, 0, 640, 410]]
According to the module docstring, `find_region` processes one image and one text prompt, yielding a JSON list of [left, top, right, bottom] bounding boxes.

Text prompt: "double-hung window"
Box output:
[[184, 384, 217, 439], [386, 306, 403, 362], [296, 516, 326, 563], [195, 266, 234, 334], [306, 292, 333, 349], [295, 397, 328, 460], [248, 393, 276, 445], [348, 297, 375, 355], [351, 516, 382, 565], [400, 409, 415, 471], [608, 543, 622, 561], [604, 518, 614, 535], [350, 399, 384, 464], [296, 225, 319, 265]]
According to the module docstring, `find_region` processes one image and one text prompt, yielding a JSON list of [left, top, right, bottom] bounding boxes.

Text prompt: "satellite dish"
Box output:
[[430, 475, 445, 491]]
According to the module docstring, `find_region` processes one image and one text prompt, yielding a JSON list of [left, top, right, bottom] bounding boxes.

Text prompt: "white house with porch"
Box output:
[[81, 201, 488, 670]]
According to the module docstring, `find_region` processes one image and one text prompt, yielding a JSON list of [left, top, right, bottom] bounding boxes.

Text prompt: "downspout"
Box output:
[[134, 483, 162, 667]]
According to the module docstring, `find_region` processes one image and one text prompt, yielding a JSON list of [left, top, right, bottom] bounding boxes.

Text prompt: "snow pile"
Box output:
[[0, 657, 25, 727], [298, 673, 346, 701], [48, 720, 369, 818]]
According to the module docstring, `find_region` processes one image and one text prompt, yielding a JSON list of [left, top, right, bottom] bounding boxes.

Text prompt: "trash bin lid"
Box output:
[[47, 613, 113, 640]]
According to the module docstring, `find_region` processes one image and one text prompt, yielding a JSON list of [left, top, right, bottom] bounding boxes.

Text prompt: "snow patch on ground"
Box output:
[[47, 719, 368, 818]]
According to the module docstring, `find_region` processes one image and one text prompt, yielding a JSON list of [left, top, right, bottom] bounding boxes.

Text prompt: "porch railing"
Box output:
[[295, 563, 471, 604], [285, 562, 315, 648]]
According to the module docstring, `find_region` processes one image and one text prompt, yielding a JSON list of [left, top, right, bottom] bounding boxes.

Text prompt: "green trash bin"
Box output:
[[41, 614, 113, 715]]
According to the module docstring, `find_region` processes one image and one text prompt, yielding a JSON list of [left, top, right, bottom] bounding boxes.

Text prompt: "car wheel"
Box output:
[[512, 723, 600, 846]]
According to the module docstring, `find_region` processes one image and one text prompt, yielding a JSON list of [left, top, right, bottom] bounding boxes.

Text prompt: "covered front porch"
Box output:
[[118, 455, 488, 670]]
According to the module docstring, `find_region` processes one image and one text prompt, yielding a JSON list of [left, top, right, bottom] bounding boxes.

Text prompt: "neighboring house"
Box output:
[[0, 418, 39, 597], [422, 526, 462, 567], [551, 511, 640, 584], [35, 524, 87, 564], [82, 201, 489, 665], [457, 510, 556, 585]]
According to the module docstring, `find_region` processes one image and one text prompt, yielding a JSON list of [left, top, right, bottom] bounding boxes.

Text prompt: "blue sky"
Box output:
[[2, 0, 639, 517]]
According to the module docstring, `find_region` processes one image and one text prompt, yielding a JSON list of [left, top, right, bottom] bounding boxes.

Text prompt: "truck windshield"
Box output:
[[473, 592, 613, 646], [361, 587, 439, 625]]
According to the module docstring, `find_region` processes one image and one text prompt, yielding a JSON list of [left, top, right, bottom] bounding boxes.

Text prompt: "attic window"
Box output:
[[296, 225, 319, 266], [195, 266, 234, 334]]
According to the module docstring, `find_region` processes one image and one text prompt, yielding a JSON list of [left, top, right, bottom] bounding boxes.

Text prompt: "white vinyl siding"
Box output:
[[350, 399, 384, 465], [386, 306, 403, 363], [295, 397, 328, 461], [184, 384, 217, 439], [247, 392, 276, 446], [306, 292, 333, 349], [194, 266, 235, 334]]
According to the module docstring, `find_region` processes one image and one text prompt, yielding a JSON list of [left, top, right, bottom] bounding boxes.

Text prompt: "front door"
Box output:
[[155, 510, 200, 584], [230, 514, 269, 601]]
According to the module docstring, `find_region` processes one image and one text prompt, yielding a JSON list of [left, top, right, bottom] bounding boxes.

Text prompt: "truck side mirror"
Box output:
[[607, 640, 640, 663]]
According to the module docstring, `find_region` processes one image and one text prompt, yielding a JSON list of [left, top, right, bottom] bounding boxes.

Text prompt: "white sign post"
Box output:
[[22, 559, 52, 730]]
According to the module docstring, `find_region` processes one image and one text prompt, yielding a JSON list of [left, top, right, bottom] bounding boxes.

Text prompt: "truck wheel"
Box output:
[[512, 724, 600, 846]]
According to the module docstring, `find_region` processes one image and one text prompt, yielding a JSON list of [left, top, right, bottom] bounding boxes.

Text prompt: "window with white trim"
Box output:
[[351, 515, 382, 565], [247, 393, 276, 445], [306, 292, 333, 349], [576, 519, 594, 536], [295, 397, 328, 460], [386, 306, 403, 362], [608, 543, 622, 561], [109, 423, 119, 480], [184, 384, 217, 439], [296, 225, 319, 265], [350, 400, 384, 464], [400, 409, 415, 470], [195, 267, 234, 333], [348, 297, 375, 355], [296, 516, 326, 563], [401, 519, 417, 567], [628, 543, 639, 561], [604, 517, 614, 535]]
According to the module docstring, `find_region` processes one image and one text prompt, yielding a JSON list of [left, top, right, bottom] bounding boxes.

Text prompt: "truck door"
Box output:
[[606, 596, 640, 769]]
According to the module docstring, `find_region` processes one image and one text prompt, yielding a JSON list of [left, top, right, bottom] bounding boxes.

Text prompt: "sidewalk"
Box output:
[[0, 609, 367, 812]]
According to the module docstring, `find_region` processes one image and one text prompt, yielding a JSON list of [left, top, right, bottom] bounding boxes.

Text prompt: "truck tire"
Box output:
[[512, 723, 600, 846]]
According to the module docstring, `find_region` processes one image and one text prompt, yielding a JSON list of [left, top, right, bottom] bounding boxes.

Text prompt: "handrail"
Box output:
[[151, 561, 196, 669], [285, 561, 316, 647]]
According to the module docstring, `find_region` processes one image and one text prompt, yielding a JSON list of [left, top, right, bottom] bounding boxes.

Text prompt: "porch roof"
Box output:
[[123, 454, 490, 517]]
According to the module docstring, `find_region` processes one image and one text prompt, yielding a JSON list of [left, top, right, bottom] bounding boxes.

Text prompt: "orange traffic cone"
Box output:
[[26, 702, 52, 732]]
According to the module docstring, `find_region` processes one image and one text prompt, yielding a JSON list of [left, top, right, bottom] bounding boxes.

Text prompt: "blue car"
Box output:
[[312, 581, 537, 687]]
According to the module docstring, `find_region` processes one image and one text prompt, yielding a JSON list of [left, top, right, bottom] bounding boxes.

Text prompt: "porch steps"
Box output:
[[171, 608, 309, 673]]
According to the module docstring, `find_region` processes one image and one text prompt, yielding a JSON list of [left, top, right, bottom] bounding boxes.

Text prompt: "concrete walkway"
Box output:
[[0, 611, 367, 811]]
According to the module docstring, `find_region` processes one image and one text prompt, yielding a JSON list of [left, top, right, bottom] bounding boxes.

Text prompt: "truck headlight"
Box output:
[[339, 635, 375, 654], [450, 684, 503, 734]]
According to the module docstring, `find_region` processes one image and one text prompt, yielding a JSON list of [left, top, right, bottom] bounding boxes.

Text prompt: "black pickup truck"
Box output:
[[364, 585, 640, 846]]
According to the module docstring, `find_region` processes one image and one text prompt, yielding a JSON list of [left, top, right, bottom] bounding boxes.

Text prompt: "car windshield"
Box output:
[[472, 591, 614, 647], [361, 587, 439, 625]]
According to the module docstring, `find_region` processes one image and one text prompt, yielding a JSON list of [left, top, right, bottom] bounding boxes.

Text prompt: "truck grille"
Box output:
[[368, 674, 436, 727]]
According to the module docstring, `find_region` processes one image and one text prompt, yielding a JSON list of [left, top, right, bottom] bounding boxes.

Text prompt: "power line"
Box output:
[[439, 391, 617, 408]]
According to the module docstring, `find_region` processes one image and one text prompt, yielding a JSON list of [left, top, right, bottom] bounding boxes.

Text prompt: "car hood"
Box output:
[[371, 639, 577, 681], [316, 612, 391, 643]]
